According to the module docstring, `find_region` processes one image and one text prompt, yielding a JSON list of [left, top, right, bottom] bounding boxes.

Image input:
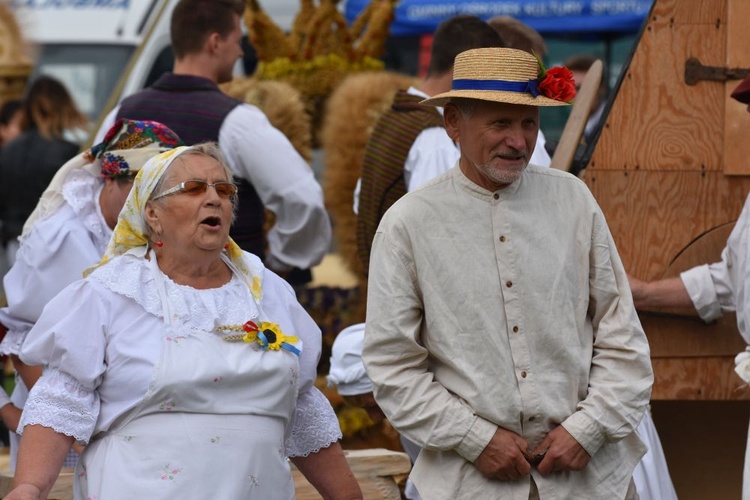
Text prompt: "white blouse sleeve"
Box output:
[[261, 272, 342, 457], [18, 279, 109, 442], [19, 367, 100, 443]]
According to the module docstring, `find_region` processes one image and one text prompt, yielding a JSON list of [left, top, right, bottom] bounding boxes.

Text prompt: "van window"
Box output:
[[34, 44, 134, 121]]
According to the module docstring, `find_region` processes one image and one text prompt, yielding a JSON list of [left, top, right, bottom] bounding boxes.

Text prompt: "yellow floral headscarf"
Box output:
[[89, 146, 263, 300]]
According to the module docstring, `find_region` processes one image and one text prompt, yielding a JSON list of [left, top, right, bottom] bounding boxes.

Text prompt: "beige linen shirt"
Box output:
[[363, 165, 653, 499]]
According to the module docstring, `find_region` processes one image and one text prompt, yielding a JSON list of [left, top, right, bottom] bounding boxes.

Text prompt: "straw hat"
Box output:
[[422, 47, 572, 108], [731, 74, 750, 105]]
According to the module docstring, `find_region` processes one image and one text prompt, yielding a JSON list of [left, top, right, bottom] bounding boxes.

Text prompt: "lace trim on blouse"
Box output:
[[62, 170, 111, 252], [0, 327, 27, 356], [285, 387, 342, 457], [19, 367, 100, 443], [88, 255, 260, 332]]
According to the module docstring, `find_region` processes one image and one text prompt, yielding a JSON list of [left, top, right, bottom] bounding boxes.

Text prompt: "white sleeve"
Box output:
[[94, 106, 120, 144], [220, 105, 332, 270], [4, 216, 102, 325], [19, 367, 100, 443], [0, 214, 103, 354], [261, 272, 341, 456], [680, 194, 750, 322], [680, 264, 733, 322], [531, 130, 552, 167], [404, 127, 460, 192], [18, 280, 109, 442]]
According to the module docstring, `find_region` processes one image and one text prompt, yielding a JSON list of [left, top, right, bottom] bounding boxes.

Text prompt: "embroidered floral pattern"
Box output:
[[165, 335, 186, 345], [160, 464, 183, 482], [249, 475, 260, 487], [210, 436, 221, 443], [87, 119, 183, 180], [159, 399, 175, 411]]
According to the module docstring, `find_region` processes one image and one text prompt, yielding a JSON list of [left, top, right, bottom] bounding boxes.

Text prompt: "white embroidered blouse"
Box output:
[[18, 252, 341, 457]]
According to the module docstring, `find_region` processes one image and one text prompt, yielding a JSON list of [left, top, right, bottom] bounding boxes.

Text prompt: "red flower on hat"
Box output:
[[539, 66, 576, 102], [534, 53, 576, 103]]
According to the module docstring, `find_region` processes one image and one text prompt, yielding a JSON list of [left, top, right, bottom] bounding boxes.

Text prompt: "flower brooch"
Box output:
[[215, 320, 300, 356]]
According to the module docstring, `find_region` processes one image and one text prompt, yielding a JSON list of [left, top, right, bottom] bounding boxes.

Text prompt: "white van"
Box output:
[[11, 0, 301, 125]]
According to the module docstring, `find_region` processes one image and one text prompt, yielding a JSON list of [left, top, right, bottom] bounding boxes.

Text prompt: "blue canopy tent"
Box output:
[[344, 0, 653, 39]]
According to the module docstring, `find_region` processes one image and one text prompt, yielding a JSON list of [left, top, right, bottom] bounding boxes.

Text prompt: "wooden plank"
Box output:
[[0, 470, 74, 500], [651, 356, 750, 400], [725, 0, 750, 66], [722, 0, 750, 175], [586, 170, 750, 279], [650, 0, 726, 25], [550, 60, 602, 172], [0, 450, 411, 500], [592, 22, 725, 172], [640, 311, 743, 358]]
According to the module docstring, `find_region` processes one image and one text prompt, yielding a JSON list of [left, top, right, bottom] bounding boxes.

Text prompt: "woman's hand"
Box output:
[[3, 483, 42, 500]]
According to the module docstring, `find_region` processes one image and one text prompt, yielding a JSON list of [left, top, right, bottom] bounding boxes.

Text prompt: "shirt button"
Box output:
[[521, 371, 527, 378], [493, 193, 499, 200], [506, 281, 512, 288], [499, 235, 506, 242], [512, 326, 519, 333]]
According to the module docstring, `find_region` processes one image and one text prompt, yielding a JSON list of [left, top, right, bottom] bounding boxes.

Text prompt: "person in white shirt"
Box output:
[[363, 47, 652, 499], [629, 72, 750, 500], [95, 0, 330, 281], [0, 118, 183, 470]]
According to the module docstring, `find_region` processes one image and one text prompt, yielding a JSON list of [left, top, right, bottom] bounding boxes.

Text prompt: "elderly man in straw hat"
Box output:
[[362, 47, 653, 499]]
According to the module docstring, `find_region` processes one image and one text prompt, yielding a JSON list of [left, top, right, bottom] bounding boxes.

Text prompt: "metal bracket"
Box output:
[[684, 57, 750, 86]]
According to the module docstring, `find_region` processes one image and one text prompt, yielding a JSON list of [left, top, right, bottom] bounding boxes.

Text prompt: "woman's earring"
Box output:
[[156, 240, 163, 248]]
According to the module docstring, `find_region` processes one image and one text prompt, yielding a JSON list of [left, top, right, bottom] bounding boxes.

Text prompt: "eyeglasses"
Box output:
[[152, 180, 238, 200]]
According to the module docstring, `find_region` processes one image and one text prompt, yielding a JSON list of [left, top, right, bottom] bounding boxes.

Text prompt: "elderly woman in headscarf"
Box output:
[[0, 119, 183, 472], [5, 144, 361, 500]]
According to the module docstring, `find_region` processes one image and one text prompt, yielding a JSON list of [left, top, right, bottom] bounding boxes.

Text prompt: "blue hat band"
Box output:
[[452, 78, 540, 97]]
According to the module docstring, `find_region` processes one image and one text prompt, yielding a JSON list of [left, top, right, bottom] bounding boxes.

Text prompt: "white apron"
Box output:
[[74, 255, 300, 499]]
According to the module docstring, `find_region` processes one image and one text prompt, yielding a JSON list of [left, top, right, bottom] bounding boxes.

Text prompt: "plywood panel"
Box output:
[[725, 0, 750, 66], [651, 356, 750, 400], [650, 0, 726, 25], [641, 311, 742, 357], [592, 17, 725, 171], [722, 0, 750, 174], [725, 92, 750, 175], [586, 170, 750, 279]]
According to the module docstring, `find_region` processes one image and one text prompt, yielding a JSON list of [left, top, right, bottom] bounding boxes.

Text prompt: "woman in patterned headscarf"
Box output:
[[5, 144, 360, 500], [0, 118, 182, 473]]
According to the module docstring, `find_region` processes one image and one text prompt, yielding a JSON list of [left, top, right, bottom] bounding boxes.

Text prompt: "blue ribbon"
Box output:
[[257, 331, 269, 348], [452, 78, 540, 97], [256, 330, 300, 356], [281, 343, 301, 356]]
